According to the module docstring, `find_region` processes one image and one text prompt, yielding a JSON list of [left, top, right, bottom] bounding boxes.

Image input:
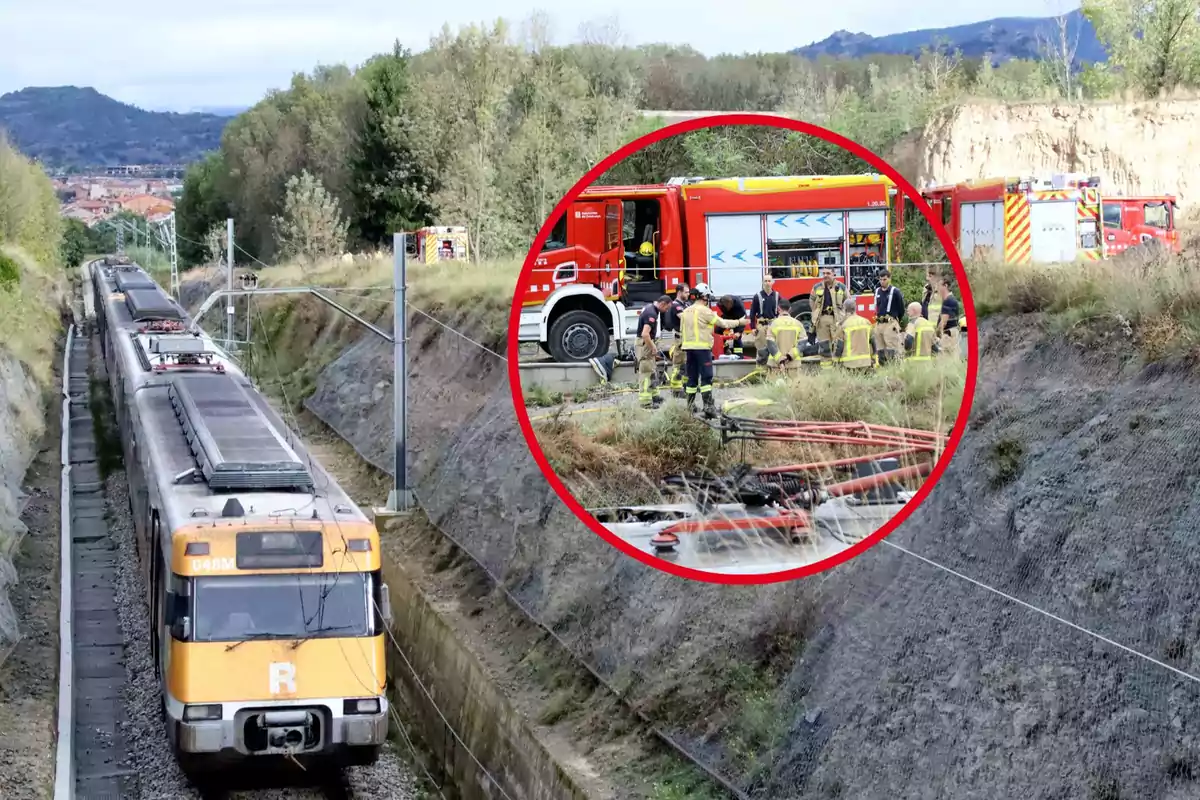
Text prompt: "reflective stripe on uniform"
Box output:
[[680, 304, 718, 349], [838, 317, 873, 367], [909, 319, 935, 361]]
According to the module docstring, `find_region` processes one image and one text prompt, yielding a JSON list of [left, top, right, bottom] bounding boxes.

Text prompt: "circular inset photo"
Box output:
[[508, 114, 976, 584]]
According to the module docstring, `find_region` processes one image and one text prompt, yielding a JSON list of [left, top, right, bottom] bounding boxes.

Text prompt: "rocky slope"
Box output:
[[303, 305, 1200, 799], [902, 99, 1200, 210]]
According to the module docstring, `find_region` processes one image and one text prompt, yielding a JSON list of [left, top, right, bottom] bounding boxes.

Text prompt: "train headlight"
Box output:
[[343, 698, 380, 715], [183, 704, 222, 721]]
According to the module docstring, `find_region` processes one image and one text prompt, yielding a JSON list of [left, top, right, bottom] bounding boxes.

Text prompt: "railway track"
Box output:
[[54, 265, 420, 799]]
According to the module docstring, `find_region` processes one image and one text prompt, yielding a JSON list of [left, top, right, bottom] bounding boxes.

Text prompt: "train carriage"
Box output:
[[89, 261, 390, 775]]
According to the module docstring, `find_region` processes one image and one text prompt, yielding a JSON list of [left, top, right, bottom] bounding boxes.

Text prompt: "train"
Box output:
[[88, 258, 391, 776]]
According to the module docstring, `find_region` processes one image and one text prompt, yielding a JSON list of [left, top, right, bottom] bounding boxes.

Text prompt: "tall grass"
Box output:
[[966, 247, 1200, 359], [534, 354, 966, 507]]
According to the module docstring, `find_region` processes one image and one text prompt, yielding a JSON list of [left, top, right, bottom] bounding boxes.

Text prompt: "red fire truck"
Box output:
[[924, 174, 1183, 263], [1100, 194, 1181, 256], [922, 173, 1105, 265], [518, 174, 907, 362]]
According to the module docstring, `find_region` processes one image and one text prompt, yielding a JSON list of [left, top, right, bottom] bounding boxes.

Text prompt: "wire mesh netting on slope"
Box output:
[[305, 307, 1200, 800]]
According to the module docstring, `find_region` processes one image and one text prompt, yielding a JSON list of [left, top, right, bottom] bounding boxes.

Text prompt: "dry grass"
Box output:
[[240, 252, 521, 313], [533, 356, 966, 508], [966, 246, 1200, 358]]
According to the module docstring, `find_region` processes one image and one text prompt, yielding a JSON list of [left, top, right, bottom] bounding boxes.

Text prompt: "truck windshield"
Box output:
[[192, 573, 370, 642]]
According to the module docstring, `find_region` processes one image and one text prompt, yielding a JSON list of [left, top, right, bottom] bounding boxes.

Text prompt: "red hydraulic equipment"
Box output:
[[648, 415, 948, 550]]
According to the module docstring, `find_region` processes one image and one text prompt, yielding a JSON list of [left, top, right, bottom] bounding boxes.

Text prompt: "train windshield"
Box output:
[[192, 573, 371, 642]]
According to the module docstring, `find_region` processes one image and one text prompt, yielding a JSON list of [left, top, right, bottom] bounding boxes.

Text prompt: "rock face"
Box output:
[[909, 100, 1200, 209], [305, 309, 1200, 799], [0, 340, 57, 656]]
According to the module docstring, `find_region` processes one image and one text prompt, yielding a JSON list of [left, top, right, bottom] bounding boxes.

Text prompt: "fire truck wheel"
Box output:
[[790, 298, 815, 339], [548, 310, 610, 362]]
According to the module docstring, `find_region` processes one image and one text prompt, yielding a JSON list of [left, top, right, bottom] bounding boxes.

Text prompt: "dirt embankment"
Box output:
[[298, 299, 1200, 799], [894, 99, 1200, 211]]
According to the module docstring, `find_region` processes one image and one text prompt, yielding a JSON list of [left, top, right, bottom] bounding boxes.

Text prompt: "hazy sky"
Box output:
[[0, 0, 1080, 112]]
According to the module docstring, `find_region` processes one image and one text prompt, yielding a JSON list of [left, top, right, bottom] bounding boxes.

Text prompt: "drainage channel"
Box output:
[[63, 320, 140, 797]]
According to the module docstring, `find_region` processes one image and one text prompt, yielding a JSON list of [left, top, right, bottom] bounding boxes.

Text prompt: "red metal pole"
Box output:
[[756, 449, 928, 474], [822, 462, 933, 497]]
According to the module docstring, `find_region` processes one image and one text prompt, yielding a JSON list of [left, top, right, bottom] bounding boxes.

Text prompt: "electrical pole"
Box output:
[[115, 226, 125, 255], [225, 218, 235, 349], [386, 232, 415, 513]]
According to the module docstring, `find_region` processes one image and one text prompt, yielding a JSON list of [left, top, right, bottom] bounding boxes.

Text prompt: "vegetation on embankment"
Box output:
[[178, 255, 519, 410], [0, 134, 68, 667], [533, 355, 965, 508], [968, 245, 1200, 362]]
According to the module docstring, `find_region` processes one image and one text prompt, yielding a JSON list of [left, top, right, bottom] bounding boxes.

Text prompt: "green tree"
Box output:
[[272, 170, 349, 262], [350, 44, 439, 246], [59, 218, 94, 268], [176, 152, 232, 266], [1082, 0, 1200, 97]]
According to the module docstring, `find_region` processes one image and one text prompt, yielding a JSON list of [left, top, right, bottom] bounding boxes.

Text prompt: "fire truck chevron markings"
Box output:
[[774, 215, 788, 226], [733, 250, 747, 261], [712, 251, 725, 262]]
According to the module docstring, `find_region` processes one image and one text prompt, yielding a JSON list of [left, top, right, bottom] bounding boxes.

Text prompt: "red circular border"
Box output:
[[506, 113, 978, 585]]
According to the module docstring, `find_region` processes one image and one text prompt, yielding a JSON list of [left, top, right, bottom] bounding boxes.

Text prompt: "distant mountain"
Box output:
[[0, 86, 230, 169], [794, 9, 1106, 65]]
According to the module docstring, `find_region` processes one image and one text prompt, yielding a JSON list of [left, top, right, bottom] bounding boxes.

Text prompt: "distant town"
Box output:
[[54, 169, 183, 228]]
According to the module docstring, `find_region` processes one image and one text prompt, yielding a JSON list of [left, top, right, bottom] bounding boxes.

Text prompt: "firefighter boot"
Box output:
[[686, 390, 698, 413], [702, 392, 717, 419]]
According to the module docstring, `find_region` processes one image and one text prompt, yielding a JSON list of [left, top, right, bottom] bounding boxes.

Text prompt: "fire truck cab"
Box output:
[[520, 174, 905, 363], [923, 173, 1104, 265], [1100, 195, 1181, 256], [407, 226, 469, 264]]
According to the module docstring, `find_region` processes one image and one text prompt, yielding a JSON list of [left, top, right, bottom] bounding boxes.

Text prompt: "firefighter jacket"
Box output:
[[836, 313, 873, 368], [767, 315, 806, 366], [750, 290, 784, 327], [809, 281, 847, 321], [906, 317, 936, 361], [680, 302, 739, 350]]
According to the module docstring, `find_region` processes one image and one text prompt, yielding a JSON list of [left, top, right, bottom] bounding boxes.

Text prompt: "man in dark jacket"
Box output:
[[749, 275, 785, 366], [716, 294, 747, 356], [872, 269, 905, 365], [662, 283, 690, 391]]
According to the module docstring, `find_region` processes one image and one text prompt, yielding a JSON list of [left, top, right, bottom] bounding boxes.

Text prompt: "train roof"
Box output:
[[91, 261, 369, 533]]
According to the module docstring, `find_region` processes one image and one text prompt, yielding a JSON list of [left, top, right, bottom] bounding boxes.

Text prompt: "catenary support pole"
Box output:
[[225, 217, 235, 348], [388, 233, 416, 512]]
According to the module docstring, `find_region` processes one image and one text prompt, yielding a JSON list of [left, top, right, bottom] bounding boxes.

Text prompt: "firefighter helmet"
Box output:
[[638, 241, 655, 257], [690, 282, 712, 300]]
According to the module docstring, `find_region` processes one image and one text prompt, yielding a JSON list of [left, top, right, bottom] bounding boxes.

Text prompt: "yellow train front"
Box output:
[[89, 258, 391, 775], [164, 523, 390, 770]]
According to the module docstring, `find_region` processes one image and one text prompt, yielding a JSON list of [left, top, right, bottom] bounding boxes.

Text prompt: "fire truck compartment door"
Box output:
[[705, 214, 765, 297], [961, 202, 1002, 256], [846, 210, 885, 232], [1029, 199, 1077, 263]]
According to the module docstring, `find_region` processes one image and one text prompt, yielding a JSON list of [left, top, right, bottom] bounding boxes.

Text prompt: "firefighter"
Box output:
[[834, 298, 874, 369], [680, 283, 742, 417], [872, 269, 905, 365], [749, 275, 786, 367], [766, 305, 806, 371], [663, 283, 690, 392], [808, 267, 847, 362], [921, 271, 934, 320], [635, 295, 672, 408], [716, 294, 747, 357], [935, 275, 963, 359], [904, 301, 937, 362]]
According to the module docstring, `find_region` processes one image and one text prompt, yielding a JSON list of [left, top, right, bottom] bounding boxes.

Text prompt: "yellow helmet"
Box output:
[[639, 241, 655, 257]]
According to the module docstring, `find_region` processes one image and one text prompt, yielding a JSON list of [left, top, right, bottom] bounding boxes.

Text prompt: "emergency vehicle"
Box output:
[[1100, 194, 1181, 256], [922, 173, 1104, 265], [406, 226, 469, 264], [518, 174, 906, 362]]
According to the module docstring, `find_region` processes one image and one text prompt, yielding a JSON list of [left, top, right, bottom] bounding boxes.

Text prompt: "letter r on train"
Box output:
[[269, 662, 296, 694]]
